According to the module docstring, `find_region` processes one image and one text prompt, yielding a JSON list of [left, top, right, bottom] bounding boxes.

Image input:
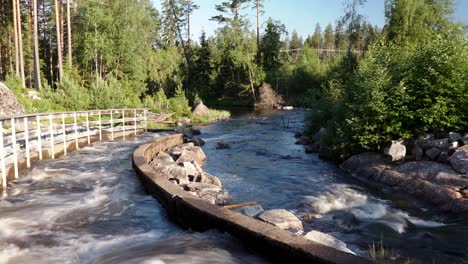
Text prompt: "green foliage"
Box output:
[[307, 0, 467, 155], [168, 86, 191, 119]]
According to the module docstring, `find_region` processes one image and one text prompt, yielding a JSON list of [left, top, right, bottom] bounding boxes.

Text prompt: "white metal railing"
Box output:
[[0, 108, 148, 189]]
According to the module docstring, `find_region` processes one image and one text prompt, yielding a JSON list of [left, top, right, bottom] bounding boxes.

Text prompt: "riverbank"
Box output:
[[299, 128, 468, 214]]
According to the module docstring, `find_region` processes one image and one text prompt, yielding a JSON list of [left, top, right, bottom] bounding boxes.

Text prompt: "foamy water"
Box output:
[[0, 133, 266, 264]]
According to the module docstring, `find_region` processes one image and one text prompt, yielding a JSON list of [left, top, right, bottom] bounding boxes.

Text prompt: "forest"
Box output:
[[0, 0, 466, 154]]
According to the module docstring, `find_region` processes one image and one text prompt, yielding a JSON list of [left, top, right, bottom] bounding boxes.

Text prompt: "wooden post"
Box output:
[[110, 111, 114, 141], [74, 112, 78, 149], [62, 113, 67, 156], [36, 115, 42, 160], [0, 121, 6, 188], [134, 109, 137, 135], [86, 112, 90, 144], [98, 111, 102, 141], [11, 118, 18, 179], [49, 114, 55, 159], [24, 117, 30, 168], [122, 110, 126, 140]]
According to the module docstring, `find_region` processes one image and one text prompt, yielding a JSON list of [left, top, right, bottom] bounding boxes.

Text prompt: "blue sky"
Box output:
[[152, 0, 468, 40]]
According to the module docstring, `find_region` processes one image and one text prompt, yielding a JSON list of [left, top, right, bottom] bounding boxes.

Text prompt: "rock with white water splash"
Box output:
[[239, 205, 264, 218], [258, 209, 303, 230], [384, 140, 406, 162], [448, 145, 468, 174], [303, 230, 356, 255]]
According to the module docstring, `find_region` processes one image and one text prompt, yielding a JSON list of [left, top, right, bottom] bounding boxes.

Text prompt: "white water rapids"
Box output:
[[0, 133, 266, 264]]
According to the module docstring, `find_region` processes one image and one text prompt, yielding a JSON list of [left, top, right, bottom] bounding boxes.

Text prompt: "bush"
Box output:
[[168, 86, 192, 119]]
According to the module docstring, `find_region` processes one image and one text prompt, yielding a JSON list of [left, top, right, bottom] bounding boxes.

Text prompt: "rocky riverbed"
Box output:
[[300, 129, 468, 214], [147, 134, 359, 256]]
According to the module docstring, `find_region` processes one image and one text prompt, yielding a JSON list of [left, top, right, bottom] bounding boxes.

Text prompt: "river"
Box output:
[[0, 109, 467, 264], [201, 109, 468, 264], [0, 133, 267, 264]]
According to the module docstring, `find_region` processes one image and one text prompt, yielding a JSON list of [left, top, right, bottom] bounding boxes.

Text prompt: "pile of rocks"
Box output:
[[235, 205, 355, 255], [148, 141, 231, 205]]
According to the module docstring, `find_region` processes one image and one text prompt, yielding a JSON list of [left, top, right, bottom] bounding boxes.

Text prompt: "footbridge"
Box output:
[[0, 108, 147, 189]]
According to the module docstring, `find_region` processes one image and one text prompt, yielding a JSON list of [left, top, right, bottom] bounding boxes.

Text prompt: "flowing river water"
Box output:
[[0, 109, 467, 263]]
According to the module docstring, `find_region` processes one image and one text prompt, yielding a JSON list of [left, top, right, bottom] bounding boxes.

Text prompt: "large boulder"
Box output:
[[384, 140, 406, 162], [258, 209, 303, 230], [176, 146, 207, 167], [304, 231, 356, 255], [0, 82, 25, 117], [448, 145, 468, 174], [192, 101, 211, 116], [340, 152, 386, 171]]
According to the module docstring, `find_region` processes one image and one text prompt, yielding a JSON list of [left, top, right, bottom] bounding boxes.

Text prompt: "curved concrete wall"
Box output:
[[132, 134, 373, 264]]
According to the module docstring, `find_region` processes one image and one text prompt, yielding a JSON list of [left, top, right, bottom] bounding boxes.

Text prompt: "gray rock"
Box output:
[[412, 146, 424, 161], [303, 231, 356, 255], [462, 133, 468, 146], [416, 133, 434, 148], [188, 137, 205, 146], [340, 152, 385, 171], [448, 132, 462, 142], [437, 152, 449, 164], [448, 145, 468, 174], [200, 172, 222, 188], [176, 146, 207, 167], [239, 205, 264, 218], [384, 140, 406, 162], [216, 141, 230, 149], [0, 82, 25, 117], [295, 136, 312, 145], [425, 138, 449, 151], [152, 163, 190, 185], [312, 127, 327, 142], [175, 118, 191, 127], [192, 101, 211, 116], [258, 209, 303, 230], [318, 145, 335, 160], [153, 152, 174, 163], [426, 147, 441, 161], [180, 161, 203, 178], [190, 127, 201, 135]]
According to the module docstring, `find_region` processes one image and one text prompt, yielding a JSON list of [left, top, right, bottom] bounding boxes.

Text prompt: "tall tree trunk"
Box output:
[[54, 0, 63, 81], [186, 0, 190, 47], [33, 0, 41, 89], [67, 0, 72, 66], [256, 0, 259, 50], [16, 0, 26, 87], [60, 0, 64, 59], [13, 0, 20, 77]]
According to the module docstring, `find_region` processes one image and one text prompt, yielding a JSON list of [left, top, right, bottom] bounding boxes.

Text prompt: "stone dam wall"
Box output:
[[132, 133, 373, 264]]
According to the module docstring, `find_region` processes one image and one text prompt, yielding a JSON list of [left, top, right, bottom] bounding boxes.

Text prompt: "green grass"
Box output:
[[192, 109, 231, 124]]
